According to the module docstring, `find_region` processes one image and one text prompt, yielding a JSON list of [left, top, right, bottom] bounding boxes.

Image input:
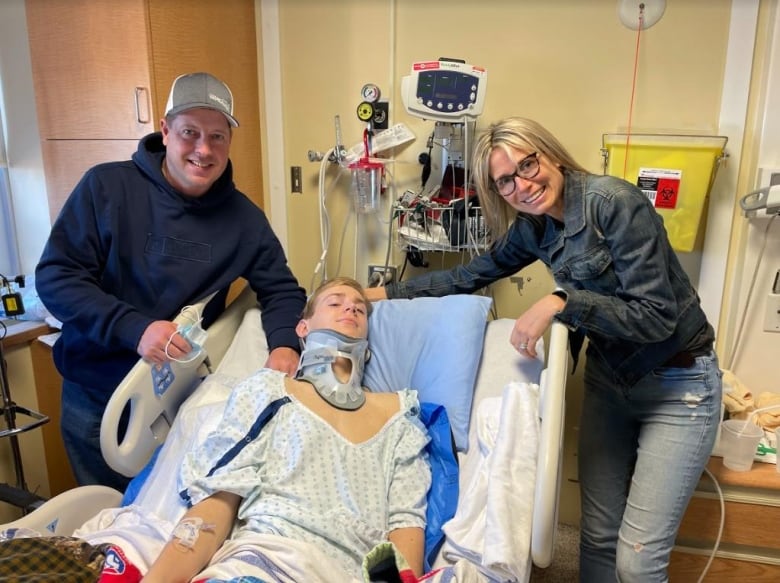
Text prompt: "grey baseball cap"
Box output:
[[165, 72, 239, 127]]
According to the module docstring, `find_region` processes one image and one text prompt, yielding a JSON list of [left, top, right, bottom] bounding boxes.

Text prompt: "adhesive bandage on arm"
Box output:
[[171, 517, 217, 552]]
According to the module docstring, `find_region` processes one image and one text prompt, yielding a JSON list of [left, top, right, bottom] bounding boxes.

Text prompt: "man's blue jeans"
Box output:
[[61, 379, 130, 492], [578, 351, 722, 582]]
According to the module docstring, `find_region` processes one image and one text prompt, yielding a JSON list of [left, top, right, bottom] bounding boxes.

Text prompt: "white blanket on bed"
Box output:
[[438, 381, 540, 582]]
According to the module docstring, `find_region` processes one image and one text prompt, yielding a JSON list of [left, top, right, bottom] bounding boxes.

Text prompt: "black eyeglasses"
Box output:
[[492, 152, 541, 197]]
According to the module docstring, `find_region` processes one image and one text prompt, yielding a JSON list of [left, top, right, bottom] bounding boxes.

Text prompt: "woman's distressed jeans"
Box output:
[[577, 351, 722, 582]]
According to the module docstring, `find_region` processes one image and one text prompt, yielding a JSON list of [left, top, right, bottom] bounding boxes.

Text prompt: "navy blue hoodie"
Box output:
[[36, 132, 306, 401]]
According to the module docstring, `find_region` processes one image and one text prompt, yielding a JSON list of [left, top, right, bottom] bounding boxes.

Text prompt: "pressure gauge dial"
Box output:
[[360, 83, 381, 103], [357, 101, 375, 122]]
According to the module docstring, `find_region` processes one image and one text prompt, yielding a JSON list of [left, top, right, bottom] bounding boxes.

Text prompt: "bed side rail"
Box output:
[[100, 286, 257, 478], [0, 485, 122, 537], [531, 321, 569, 568]]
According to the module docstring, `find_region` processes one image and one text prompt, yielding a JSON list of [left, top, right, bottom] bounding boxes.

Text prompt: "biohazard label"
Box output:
[[637, 168, 682, 209]]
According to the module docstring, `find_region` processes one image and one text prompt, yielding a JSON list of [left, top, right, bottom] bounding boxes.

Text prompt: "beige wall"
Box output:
[[278, 0, 731, 289], [722, 0, 780, 396], [274, 0, 734, 524]]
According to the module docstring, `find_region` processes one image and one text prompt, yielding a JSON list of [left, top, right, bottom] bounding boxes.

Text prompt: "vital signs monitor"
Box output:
[[401, 58, 487, 122]]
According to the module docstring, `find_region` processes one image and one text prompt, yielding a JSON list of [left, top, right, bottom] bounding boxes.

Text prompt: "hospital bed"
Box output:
[[1, 286, 569, 582]]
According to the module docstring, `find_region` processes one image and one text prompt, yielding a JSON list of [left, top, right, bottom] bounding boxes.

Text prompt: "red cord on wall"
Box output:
[[623, 8, 645, 180]]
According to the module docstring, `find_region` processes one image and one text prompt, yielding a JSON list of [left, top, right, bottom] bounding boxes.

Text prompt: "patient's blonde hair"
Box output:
[[303, 277, 372, 319]]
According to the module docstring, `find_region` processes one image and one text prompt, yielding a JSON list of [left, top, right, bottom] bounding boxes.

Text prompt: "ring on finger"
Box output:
[[519, 342, 528, 350]]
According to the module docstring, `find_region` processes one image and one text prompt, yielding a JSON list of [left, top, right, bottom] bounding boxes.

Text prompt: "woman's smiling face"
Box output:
[[489, 147, 565, 221]]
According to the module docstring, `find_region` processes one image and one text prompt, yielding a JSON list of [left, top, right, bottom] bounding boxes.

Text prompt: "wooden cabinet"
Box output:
[[29, 338, 77, 497], [669, 457, 780, 581], [25, 0, 154, 141], [25, 0, 264, 222]]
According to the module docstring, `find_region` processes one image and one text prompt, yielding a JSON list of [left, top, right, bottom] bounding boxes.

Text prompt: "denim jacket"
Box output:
[[388, 170, 714, 386]]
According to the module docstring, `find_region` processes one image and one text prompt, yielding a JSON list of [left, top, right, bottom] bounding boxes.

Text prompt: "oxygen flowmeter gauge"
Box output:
[[401, 59, 487, 122]]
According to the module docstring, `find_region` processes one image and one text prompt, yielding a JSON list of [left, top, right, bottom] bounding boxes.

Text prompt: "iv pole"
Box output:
[[0, 326, 49, 513]]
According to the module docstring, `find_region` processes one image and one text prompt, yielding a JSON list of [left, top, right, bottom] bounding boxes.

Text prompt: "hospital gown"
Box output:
[[180, 369, 431, 580]]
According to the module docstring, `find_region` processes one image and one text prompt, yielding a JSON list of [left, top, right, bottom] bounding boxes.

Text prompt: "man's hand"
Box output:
[[137, 320, 190, 365], [265, 346, 300, 376]]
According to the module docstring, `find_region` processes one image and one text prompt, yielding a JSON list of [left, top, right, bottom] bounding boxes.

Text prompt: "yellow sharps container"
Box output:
[[601, 134, 728, 252]]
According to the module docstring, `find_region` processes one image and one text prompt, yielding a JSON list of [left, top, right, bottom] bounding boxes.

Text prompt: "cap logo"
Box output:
[[209, 93, 230, 112]]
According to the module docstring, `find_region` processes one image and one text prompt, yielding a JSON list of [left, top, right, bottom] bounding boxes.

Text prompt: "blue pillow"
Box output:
[[363, 295, 492, 450]]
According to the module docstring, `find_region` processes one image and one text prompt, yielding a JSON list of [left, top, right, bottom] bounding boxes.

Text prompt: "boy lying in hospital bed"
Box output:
[[140, 276, 430, 582], [0, 277, 474, 582]]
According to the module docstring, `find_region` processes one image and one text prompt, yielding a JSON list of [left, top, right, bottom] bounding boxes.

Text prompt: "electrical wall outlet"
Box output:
[[367, 264, 397, 286], [765, 294, 780, 333]]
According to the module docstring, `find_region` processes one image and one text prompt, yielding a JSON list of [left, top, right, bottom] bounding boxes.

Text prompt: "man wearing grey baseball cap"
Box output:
[[165, 71, 239, 128], [35, 72, 306, 492]]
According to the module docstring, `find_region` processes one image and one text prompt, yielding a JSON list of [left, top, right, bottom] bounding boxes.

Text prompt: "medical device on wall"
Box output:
[[601, 133, 728, 252], [391, 59, 490, 263], [400, 58, 487, 199], [740, 168, 780, 217], [401, 59, 487, 123], [351, 85, 386, 215], [349, 147, 384, 214], [305, 103, 415, 291], [741, 185, 780, 216]]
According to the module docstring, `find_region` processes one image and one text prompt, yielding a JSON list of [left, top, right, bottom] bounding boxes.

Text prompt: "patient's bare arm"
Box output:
[[388, 526, 425, 576], [141, 491, 240, 583]]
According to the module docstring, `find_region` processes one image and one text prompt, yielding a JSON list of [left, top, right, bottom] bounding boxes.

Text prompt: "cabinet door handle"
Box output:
[[134, 86, 151, 124]]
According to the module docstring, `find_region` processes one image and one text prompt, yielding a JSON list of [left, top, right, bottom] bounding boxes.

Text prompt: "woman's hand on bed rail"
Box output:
[[137, 321, 191, 366], [510, 294, 566, 358], [265, 346, 301, 377]]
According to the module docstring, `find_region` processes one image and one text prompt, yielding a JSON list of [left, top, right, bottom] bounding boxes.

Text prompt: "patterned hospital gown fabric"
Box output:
[[180, 369, 431, 580]]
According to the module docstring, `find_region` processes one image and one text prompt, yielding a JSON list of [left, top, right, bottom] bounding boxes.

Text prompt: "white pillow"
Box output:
[[363, 295, 492, 450], [215, 307, 269, 378]]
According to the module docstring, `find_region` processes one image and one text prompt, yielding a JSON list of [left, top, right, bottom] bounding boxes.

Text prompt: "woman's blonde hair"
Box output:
[[472, 117, 588, 240], [303, 277, 371, 319]]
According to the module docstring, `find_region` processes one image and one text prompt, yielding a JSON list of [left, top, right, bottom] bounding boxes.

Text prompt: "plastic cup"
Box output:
[[719, 419, 764, 471], [776, 427, 780, 474]]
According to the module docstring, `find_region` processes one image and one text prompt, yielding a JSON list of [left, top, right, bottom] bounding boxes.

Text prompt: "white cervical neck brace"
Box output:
[[295, 328, 369, 410]]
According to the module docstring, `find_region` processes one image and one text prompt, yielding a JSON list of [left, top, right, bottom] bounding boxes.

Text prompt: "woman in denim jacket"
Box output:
[[367, 117, 722, 582]]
